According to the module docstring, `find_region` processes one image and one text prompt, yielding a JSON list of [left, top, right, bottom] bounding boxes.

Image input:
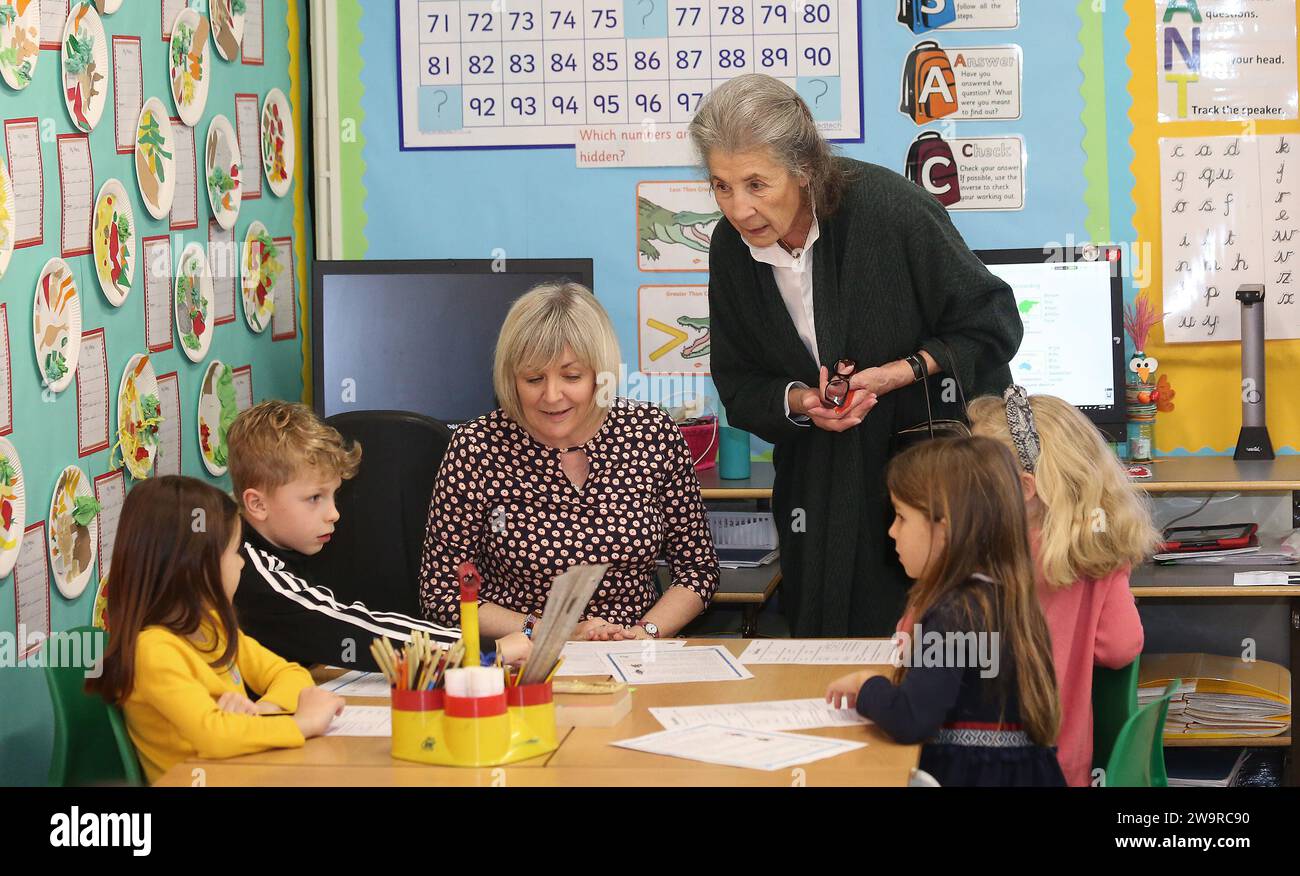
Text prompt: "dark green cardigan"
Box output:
[[707, 158, 1024, 637]]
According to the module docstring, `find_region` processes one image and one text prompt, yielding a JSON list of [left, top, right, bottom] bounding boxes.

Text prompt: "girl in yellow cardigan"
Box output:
[[88, 476, 344, 783]]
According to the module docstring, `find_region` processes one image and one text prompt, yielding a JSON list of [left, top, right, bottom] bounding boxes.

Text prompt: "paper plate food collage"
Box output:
[[0, 0, 298, 622]]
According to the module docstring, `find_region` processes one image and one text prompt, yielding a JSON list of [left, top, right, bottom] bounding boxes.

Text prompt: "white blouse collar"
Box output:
[[744, 212, 821, 272]]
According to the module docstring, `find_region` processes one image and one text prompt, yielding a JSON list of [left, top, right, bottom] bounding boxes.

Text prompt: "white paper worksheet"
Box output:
[[235, 93, 262, 200], [93, 470, 126, 578], [143, 235, 173, 353], [162, 0, 187, 40], [169, 120, 197, 231], [319, 670, 392, 698], [4, 119, 44, 248], [271, 236, 296, 340], [112, 36, 143, 155], [76, 330, 110, 457], [650, 699, 870, 733], [0, 305, 12, 436], [209, 221, 238, 324], [738, 639, 899, 666], [602, 645, 753, 685], [153, 371, 181, 477], [612, 724, 866, 772], [231, 365, 253, 411], [555, 639, 687, 677], [57, 134, 94, 257], [242, 0, 264, 64], [39, 0, 69, 49], [15, 523, 50, 659], [323, 706, 392, 737]]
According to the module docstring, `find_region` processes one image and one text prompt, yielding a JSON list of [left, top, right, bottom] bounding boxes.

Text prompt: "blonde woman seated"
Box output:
[[418, 282, 719, 642]]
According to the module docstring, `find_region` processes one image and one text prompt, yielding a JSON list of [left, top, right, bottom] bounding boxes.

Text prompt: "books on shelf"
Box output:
[[1164, 748, 1250, 788], [1139, 653, 1291, 740]]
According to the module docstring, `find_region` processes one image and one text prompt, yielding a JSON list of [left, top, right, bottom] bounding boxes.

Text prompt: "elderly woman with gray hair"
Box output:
[[691, 74, 1024, 637], [418, 282, 719, 644]]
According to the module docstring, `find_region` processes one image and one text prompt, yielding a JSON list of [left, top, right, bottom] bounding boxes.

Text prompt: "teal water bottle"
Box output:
[[718, 427, 751, 480]]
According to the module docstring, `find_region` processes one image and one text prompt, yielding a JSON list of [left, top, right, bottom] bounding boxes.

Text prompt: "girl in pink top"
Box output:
[[967, 388, 1160, 786]]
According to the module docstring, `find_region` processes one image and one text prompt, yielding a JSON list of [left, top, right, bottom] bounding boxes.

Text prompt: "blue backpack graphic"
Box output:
[[897, 0, 958, 34]]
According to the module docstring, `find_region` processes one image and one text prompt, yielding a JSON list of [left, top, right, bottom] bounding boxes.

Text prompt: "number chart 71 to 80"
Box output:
[[397, 0, 862, 149]]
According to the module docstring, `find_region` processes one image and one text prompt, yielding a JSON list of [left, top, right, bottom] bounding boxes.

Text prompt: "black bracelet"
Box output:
[[906, 354, 927, 383]]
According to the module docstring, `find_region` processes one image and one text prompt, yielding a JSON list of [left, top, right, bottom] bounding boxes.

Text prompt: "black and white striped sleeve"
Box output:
[[233, 542, 461, 671]]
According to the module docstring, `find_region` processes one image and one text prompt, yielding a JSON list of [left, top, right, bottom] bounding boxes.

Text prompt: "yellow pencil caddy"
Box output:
[[390, 681, 559, 767]]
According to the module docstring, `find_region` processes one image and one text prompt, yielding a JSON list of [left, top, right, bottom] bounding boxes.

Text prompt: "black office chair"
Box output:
[[300, 410, 454, 617]]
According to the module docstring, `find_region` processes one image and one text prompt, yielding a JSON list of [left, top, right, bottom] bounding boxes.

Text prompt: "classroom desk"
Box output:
[[697, 462, 775, 500], [701, 458, 1300, 767], [670, 565, 782, 637], [154, 640, 917, 787], [698, 456, 1300, 503], [547, 648, 918, 786], [1136, 455, 1300, 497]]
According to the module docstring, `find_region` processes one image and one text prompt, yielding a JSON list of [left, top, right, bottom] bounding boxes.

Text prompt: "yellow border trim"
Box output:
[[1126, 0, 1300, 453], [288, 0, 312, 407]]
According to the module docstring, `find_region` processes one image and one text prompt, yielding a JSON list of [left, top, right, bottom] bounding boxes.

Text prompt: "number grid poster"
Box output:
[[396, 0, 863, 157]]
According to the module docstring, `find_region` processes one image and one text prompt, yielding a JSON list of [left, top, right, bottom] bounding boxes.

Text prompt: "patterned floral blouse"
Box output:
[[419, 398, 720, 628]]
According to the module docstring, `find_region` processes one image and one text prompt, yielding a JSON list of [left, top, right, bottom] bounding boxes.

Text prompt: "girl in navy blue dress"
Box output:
[[826, 436, 1066, 787]]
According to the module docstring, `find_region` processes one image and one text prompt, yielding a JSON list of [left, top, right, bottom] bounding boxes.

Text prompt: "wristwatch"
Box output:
[[634, 620, 660, 639], [906, 353, 927, 384], [522, 613, 540, 640]]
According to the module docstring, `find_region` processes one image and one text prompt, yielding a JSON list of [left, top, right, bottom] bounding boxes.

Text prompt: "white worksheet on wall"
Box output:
[[1159, 134, 1300, 342], [154, 371, 182, 477]]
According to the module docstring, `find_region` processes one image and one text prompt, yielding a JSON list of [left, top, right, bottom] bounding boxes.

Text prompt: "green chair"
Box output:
[[1092, 659, 1140, 774], [1100, 677, 1181, 788], [43, 626, 144, 787]]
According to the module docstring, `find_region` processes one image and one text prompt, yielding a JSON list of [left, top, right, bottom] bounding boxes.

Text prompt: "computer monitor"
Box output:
[[975, 246, 1128, 442], [312, 259, 594, 423]]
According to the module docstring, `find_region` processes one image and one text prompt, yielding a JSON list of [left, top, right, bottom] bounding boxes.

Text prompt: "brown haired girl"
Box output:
[[825, 437, 1065, 786], [87, 476, 343, 783]]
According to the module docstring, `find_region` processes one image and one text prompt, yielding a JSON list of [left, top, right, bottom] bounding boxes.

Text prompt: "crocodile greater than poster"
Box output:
[[638, 197, 722, 262], [678, 315, 710, 359]]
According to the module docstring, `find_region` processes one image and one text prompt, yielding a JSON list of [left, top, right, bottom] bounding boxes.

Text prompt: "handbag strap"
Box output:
[[923, 338, 968, 418]]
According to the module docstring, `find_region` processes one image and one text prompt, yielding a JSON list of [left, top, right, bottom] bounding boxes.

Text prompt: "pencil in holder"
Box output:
[[506, 681, 559, 751], [390, 688, 446, 763]]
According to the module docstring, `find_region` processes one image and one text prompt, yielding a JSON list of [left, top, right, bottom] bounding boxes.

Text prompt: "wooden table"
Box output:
[[698, 456, 1300, 505], [702, 457, 1300, 779], [697, 462, 775, 501], [548, 653, 917, 786], [154, 640, 917, 787]]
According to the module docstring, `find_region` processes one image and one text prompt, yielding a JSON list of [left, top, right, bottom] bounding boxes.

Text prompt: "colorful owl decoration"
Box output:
[[1123, 293, 1175, 461]]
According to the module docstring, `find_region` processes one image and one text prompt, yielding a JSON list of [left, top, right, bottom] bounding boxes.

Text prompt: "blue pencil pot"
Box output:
[[718, 427, 751, 480]]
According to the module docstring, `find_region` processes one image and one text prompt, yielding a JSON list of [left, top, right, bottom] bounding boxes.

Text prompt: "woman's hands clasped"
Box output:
[[789, 365, 880, 432], [571, 618, 655, 641]]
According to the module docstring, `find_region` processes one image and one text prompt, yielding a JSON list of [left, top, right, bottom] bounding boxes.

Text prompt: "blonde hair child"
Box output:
[[968, 387, 1161, 786]]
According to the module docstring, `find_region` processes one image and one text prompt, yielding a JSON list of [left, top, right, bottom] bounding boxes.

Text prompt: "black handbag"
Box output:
[[888, 341, 971, 456]]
